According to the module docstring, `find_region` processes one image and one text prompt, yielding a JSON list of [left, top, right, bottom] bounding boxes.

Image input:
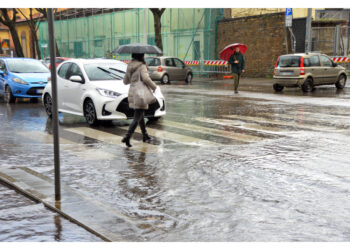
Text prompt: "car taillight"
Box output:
[[300, 57, 305, 75], [274, 57, 279, 75], [158, 66, 163, 72]]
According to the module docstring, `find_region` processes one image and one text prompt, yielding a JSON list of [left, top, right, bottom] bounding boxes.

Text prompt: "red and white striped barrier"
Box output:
[[120, 59, 131, 64], [332, 57, 350, 63], [203, 60, 228, 66], [184, 60, 200, 66]]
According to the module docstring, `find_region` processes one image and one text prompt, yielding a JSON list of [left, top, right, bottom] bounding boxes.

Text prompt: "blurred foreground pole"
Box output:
[[48, 8, 61, 201]]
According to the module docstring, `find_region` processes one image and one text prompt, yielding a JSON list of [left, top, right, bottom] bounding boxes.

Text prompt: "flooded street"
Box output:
[[1, 79, 350, 241]]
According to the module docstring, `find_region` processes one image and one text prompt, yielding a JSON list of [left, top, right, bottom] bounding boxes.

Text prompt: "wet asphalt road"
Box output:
[[1, 79, 350, 241]]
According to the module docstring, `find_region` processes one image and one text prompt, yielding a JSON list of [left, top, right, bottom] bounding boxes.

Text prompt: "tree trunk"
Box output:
[[150, 8, 166, 55], [153, 14, 162, 51], [8, 24, 24, 57], [0, 9, 24, 57]]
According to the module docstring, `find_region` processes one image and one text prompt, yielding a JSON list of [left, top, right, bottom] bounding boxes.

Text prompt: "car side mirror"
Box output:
[[69, 75, 84, 83], [332, 62, 338, 67], [0, 70, 4, 76]]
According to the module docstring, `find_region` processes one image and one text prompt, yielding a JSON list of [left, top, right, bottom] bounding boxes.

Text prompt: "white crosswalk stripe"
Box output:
[[195, 117, 284, 134], [161, 119, 263, 142], [65, 127, 165, 154], [223, 114, 343, 132], [118, 125, 222, 147]]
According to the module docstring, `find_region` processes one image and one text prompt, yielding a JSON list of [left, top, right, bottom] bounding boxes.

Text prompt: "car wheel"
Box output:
[[273, 84, 284, 92], [335, 74, 347, 89], [84, 99, 98, 126], [161, 74, 170, 85], [185, 73, 193, 84], [301, 78, 314, 93], [4, 85, 16, 104], [43, 94, 53, 118]]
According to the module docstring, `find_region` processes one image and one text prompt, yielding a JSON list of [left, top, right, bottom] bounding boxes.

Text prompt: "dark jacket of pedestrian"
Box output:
[[123, 59, 157, 110], [228, 52, 245, 75]]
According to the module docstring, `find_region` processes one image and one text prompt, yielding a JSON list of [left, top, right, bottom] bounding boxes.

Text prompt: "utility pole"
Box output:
[[305, 8, 312, 53], [143, 8, 147, 44], [48, 8, 61, 201]]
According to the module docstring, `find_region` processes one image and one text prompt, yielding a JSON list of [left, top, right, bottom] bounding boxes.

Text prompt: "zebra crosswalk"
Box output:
[[16, 110, 348, 160]]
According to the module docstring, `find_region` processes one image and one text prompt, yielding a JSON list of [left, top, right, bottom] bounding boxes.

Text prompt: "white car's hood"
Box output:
[[92, 80, 164, 98], [93, 80, 129, 94]]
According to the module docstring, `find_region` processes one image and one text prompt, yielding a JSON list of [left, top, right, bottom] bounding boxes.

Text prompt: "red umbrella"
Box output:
[[219, 43, 247, 61]]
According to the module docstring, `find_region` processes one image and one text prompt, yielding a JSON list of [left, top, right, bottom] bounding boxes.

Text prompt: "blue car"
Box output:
[[0, 58, 51, 103]]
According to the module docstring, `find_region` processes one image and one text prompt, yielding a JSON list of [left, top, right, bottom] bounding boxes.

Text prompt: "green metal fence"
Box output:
[[38, 8, 224, 61]]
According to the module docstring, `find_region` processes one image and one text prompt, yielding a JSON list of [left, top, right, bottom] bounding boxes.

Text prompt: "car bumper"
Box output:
[[96, 94, 166, 120], [149, 71, 164, 81], [273, 76, 305, 87], [10, 83, 47, 98]]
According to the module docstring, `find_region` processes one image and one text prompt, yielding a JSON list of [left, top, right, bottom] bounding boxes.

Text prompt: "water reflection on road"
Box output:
[[1, 80, 350, 241]]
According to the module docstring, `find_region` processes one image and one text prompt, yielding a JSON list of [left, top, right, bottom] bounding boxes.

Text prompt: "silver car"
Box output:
[[273, 53, 347, 92], [145, 56, 193, 84]]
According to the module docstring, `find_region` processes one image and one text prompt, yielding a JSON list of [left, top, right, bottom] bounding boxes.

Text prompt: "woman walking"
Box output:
[[122, 53, 157, 147]]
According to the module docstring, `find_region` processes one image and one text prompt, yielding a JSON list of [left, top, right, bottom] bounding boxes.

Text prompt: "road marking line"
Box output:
[[161, 119, 263, 142], [17, 131, 115, 160], [65, 127, 164, 154], [195, 117, 284, 134], [118, 126, 221, 147], [260, 112, 350, 126], [223, 114, 339, 132]]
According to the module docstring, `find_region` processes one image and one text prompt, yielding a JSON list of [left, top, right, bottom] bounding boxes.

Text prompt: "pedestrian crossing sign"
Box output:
[[2, 41, 9, 50]]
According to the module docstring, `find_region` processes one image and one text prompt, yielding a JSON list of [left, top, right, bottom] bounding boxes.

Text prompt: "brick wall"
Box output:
[[217, 12, 288, 77]]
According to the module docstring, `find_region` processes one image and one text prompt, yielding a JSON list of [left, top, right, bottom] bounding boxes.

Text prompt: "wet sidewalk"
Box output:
[[0, 166, 154, 241], [0, 183, 102, 241]]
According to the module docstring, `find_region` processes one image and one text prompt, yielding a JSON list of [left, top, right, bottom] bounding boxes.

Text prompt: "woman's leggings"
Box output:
[[126, 109, 146, 137]]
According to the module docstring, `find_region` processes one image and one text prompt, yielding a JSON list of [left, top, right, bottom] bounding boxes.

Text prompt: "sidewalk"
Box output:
[[0, 166, 153, 241]]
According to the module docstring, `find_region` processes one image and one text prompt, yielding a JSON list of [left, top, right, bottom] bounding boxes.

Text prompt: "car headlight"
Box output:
[[96, 88, 122, 98], [12, 77, 29, 85]]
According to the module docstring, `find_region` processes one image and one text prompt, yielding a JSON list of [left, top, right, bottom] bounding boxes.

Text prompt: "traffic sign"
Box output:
[[285, 8, 293, 27], [2, 41, 9, 50], [41, 43, 48, 48]]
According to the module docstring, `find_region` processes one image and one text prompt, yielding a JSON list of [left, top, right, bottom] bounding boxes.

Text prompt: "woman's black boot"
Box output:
[[143, 133, 151, 142], [122, 135, 132, 147]]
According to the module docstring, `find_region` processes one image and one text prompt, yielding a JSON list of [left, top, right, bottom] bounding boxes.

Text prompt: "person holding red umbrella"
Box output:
[[220, 43, 247, 94]]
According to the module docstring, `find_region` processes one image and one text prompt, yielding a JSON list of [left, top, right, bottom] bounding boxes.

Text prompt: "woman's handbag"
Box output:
[[133, 66, 156, 107]]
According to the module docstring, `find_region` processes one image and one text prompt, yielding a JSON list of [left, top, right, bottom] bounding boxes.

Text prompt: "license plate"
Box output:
[[148, 71, 153, 74], [281, 72, 293, 76], [36, 89, 43, 94]]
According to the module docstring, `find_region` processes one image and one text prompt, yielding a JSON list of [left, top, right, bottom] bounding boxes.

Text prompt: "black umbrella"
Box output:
[[113, 43, 162, 54]]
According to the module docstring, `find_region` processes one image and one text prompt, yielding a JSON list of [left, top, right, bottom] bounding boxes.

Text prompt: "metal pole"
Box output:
[[305, 8, 312, 53], [47, 8, 61, 201]]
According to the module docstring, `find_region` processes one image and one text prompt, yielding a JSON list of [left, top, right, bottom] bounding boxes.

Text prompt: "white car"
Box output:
[[42, 59, 166, 125]]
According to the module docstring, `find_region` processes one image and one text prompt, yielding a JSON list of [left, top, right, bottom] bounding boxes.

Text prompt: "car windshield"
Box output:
[[84, 63, 126, 81], [278, 56, 301, 67], [6, 59, 50, 73], [145, 57, 161, 66]]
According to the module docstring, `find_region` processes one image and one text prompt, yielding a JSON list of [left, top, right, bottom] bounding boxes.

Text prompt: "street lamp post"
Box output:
[[47, 8, 61, 201]]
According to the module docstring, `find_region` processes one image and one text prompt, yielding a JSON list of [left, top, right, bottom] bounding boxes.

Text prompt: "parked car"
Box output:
[[42, 59, 166, 125], [273, 53, 347, 92], [145, 56, 193, 84], [0, 58, 51, 103], [42, 57, 71, 69]]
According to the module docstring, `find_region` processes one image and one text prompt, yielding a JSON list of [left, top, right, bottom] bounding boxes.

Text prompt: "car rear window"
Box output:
[[145, 58, 161, 66], [278, 56, 301, 67]]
